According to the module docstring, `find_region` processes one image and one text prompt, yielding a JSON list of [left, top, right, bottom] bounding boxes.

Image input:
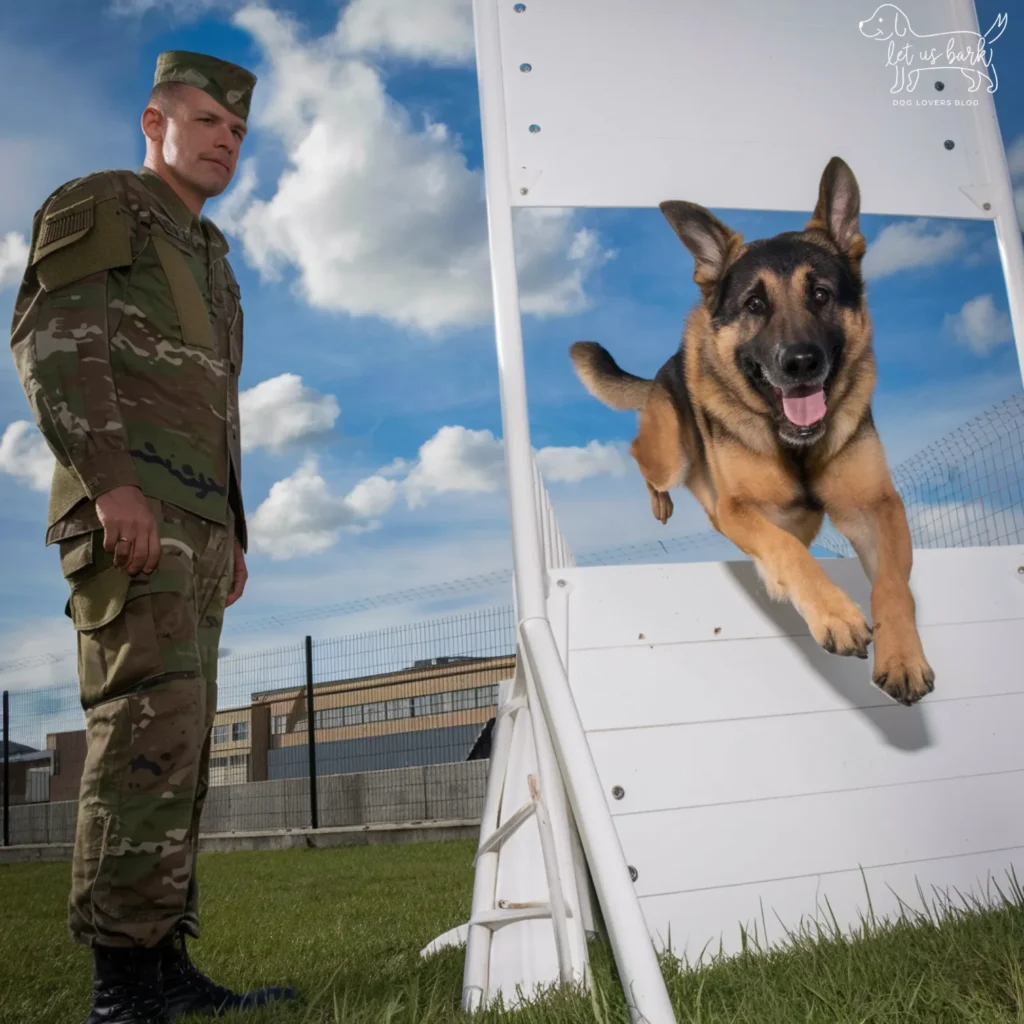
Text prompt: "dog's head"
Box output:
[[659, 156, 871, 449], [858, 4, 910, 42]]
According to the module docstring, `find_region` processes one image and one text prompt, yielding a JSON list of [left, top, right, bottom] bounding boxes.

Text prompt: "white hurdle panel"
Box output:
[[546, 548, 1024, 965], [419, 1, 1024, 1020]]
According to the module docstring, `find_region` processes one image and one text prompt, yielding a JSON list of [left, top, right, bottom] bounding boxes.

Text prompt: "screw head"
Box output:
[[520, 63, 532, 72], [529, 124, 541, 133], [983, 202, 992, 210], [514, 3, 526, 10], [944, 139, 955, 150], [519, 187, 529, 195], [556, 578, 566, 587], [1017, 566, 1024, 574], [935, 80, 945, 91], [628, 865, 638, 882], [612, 785, 625, 800]]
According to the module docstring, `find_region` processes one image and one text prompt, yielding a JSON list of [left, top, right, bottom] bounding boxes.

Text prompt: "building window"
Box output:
[[343, 704, 363, 727], [271, 715, 287, 736], [476, 685, 499, 708], [316, 707, 345, 730], [212, 724, 229, 745], [453, 688, 476, 712], [364, 701, 387, 723], [386, 698, 411, 720], [232, 721, 249, 742]]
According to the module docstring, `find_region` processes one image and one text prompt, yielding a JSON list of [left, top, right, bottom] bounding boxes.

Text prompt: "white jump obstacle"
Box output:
[[422, 2, 1024, 1022]]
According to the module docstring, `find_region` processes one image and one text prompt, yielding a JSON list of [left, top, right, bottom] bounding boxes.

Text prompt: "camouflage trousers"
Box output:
[[57, 497, 234, 950]]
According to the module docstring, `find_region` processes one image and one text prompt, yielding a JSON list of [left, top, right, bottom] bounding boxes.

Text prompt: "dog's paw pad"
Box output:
[[809, 589, 872, 659], [872, 646, 935, 705]]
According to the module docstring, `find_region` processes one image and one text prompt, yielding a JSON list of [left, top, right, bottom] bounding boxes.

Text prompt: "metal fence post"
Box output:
[[304, 637, 319, 830], [2, 690, 9, 847]]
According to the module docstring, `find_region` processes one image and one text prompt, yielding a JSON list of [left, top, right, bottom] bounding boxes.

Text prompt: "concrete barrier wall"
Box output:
[[6, 759, 490, 846]]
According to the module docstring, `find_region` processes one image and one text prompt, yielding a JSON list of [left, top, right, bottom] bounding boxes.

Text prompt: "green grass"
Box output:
[[4, 840, 1024, 1023]]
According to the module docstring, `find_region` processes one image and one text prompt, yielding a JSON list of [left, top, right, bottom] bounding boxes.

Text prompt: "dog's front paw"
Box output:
[[807, 588, 872, 659], [872, 629, 935, 706]]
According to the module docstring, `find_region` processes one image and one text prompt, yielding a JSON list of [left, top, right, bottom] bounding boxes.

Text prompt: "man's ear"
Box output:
[[141, 106, 167, 148]]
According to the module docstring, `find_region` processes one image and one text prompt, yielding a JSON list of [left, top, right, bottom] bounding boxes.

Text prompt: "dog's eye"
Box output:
[[745, 296, 766, 315], [812, 287, 830, 306]]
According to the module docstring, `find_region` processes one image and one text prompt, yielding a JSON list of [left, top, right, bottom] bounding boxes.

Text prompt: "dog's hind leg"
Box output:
[[630, 383, 687, 525]]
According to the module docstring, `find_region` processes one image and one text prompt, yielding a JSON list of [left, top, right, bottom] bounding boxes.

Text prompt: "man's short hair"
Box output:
[[147, 81, 187, 117]]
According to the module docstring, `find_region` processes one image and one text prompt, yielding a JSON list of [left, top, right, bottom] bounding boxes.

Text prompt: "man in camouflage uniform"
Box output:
[[9, 52, 295, 1023]]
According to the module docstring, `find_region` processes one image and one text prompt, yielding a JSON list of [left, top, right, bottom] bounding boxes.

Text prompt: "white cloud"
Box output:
[[1008, 134, 1024, 179], [0, 231, 29, 291], [108, 0, 232, 16], [862, 218, 968, 281], [942, 294, 1013, 356], [248, 424, 626, 558], [0, 421, 55, 491], [337, 0, 474, 65], [343, 473, 400, 518], [248, 456, 378, 560], [1008, 134, 1024, 231], [239, 373, 340, 453], [536, 440, 627, 484], [403, 425, 505, 509], [215, 3, 612, 333], [0, 615, 79, 698]]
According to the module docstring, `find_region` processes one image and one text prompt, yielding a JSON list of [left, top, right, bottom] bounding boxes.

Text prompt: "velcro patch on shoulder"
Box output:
[[32, 193, 133, 293], [34, 196, 96, 263]]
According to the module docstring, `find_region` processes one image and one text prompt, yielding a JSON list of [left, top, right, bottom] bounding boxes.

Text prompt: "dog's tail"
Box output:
[[569, 341, 653, 411]]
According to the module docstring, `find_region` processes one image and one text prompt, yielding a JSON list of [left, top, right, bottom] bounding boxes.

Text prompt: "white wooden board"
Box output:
[[638, 848, 1024, 961], [550, 546, 1024, 962], [496, 0, 1000, 216]]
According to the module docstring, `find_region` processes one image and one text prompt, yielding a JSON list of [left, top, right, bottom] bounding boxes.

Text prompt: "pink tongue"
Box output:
[[782, 388, 826, 426]]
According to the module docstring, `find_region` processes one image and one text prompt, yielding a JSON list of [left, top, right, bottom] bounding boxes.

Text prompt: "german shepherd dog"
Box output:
[[570, 156, 934, 706]]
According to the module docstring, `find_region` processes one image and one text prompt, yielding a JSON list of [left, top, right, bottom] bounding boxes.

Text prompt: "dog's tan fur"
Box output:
[[570, 156, 934, 705]]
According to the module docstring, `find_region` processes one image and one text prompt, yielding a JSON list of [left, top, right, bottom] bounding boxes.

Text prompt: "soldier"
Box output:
[[9, 52, 296, 1023]]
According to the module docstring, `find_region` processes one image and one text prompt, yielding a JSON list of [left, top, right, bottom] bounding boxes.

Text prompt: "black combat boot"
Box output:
[[84, 942, 171, 1024], [160, 928, 297, 1019]]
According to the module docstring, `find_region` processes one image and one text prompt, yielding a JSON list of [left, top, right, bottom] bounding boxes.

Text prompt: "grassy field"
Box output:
[[4, 839, 1024, 1023]]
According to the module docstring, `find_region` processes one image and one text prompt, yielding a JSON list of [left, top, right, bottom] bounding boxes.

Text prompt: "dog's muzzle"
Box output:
[[772, 343, 829, 428]]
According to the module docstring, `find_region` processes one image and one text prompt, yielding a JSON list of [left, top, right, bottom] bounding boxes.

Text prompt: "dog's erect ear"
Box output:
[[659, 200, 744, 301], [805, 156, 866, 262]]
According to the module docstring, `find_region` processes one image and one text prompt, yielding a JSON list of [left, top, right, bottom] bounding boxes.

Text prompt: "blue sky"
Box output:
[[1, 0, 1022, 693]]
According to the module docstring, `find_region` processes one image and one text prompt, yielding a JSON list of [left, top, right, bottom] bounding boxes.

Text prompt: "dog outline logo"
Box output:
[[858, 3, 1007, 94]]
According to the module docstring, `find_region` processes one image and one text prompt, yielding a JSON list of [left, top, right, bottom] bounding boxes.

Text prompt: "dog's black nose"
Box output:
[[779, 343, 823, 379]]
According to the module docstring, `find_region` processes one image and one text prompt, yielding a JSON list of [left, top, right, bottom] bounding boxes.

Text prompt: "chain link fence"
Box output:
[[2, 606, 516, 846]]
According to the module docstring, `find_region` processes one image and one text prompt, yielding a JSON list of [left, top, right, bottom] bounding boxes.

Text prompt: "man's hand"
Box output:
[[225, 538, 247, 608], [95, 485, 161, 576]]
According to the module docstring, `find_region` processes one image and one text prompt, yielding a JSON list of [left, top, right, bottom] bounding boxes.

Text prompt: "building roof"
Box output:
[[4, 740, 52, 764], [250, 653, 516, 703]]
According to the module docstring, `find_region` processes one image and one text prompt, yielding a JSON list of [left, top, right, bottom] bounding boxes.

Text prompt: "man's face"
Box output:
[[156, 85, 247, 198]]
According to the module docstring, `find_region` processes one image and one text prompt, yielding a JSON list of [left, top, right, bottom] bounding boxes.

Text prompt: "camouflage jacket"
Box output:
[[9, 167, 247, 551]]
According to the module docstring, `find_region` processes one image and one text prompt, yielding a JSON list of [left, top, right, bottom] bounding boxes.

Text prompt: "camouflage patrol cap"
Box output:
[[153, 50, 257, 121]]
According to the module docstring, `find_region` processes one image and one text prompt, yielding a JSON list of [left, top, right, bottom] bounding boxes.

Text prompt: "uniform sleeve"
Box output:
[[9, 177, 141, 500]]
